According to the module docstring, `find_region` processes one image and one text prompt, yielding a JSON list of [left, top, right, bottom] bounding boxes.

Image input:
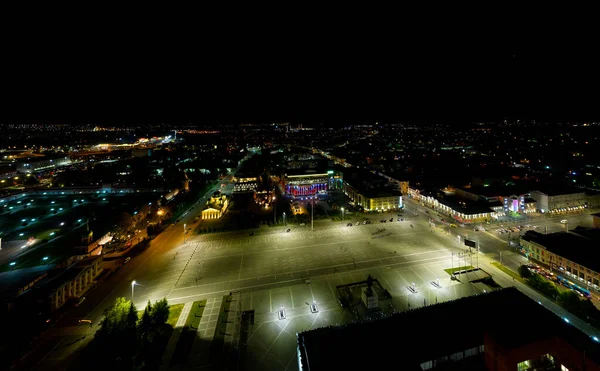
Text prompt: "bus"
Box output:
[[556, 276, 574, 289], [557, 276, 592, 299], [573, 284, 592, 299]]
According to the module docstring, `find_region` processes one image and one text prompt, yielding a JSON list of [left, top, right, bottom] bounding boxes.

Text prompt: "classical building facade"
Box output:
[[201, 192, 229, 219], [42, 256, 104, 311]]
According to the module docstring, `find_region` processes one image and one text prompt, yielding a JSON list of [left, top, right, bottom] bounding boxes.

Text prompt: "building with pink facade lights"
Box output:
[[283, 170, 330, 197]]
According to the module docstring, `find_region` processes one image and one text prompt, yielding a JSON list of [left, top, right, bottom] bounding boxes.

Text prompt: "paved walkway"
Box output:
[[185, 296, 223, 368], [161, 301, 193, 370]]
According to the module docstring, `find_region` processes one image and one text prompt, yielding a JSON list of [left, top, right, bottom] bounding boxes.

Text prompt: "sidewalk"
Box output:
[[160, 301, 193, 370]]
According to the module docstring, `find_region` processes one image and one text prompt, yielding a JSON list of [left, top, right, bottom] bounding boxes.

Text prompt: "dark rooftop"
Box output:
[[522, 229, 600, 273], [532, 187, 586, 196], [437, 197, 494, 215], [285, 168, 328, 177], [463, 184, 531, 198], [343, 169, 401, 199], [297, 287, 600, 371]]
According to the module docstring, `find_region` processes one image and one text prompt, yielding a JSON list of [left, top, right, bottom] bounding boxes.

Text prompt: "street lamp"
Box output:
[[341, 207, 345, 221], [283, 212, 286, 226], [131, 280, 137, 302]]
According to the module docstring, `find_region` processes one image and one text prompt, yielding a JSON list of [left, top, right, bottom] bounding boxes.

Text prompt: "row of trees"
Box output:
[[81, 297, 172, 371], [518, 266, 599, 326]]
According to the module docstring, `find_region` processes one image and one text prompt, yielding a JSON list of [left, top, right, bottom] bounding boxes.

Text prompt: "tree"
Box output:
[[518, 265, 532, 279], [151, 298, 169, 326], [558, 291, 582, 313], [91, 297, 138, 369], [138, 298, 172, 369], [138, 300, 153, 338], [116, 212, 134, 232], [526, 273, 545, 290], [540, 281, 559, 300]]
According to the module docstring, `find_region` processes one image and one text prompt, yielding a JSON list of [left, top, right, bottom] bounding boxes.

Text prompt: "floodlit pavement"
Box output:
[[24, 193, 599, 370]]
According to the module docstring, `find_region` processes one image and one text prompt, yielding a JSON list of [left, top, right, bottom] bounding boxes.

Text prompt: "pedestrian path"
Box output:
[[161, 301, 193, 370], [185, 296, 223, 367]]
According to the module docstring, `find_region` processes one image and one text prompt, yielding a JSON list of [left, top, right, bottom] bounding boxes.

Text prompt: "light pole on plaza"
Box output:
[[131, 280, 137, 303], [341, 207, 345, 221], [283, 212, 286, 227], [311, 193, 314, 231]]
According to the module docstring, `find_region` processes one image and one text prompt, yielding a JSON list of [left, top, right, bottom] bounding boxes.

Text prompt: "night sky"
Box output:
[[5, 27, 597, 124]]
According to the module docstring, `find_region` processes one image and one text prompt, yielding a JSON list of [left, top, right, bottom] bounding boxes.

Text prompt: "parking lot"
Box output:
[[0, 192, 156, 270], [121, 212, 495, 370]]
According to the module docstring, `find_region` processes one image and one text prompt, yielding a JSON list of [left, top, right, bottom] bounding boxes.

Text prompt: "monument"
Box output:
[[361, 275, 379, 310]]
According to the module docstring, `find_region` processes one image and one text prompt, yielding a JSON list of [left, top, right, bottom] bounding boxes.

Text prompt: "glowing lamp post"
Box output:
[[131, 280, 137, 302]]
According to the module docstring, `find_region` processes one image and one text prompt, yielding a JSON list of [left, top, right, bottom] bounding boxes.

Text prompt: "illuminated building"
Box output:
[[530, 189, 587, 214], [16, 156, 71, 174], [233, 173, 260, 193], [343, 181, 402, 212], [201, 192, 229, 219], [283, 170, 329, 197], [521, 228, 600, 291]]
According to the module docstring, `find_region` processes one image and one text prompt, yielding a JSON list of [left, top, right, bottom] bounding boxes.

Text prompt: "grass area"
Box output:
[[136, 303, 185, 327], [443, 266, 474, 275], [167, 303, 185, 328], [171, 300, 206, 365], [490, 262, 525, 283], [184, 300, 206, 329]]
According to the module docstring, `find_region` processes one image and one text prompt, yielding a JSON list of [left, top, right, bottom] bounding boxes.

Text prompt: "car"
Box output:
[[286, 229, 291, 232], [347, 223, 352, 227], [561, 220, 568, 224], [363, 221, 367, 225], [389, 218, 393, 222], [75, 296, 86, 307], [300, 223, 305, 226], [449, 223, 457, 228]]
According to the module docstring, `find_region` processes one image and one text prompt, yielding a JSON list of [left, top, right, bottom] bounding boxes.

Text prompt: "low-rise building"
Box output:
[[297, 287, 600, 371], [530, 189, 587, 214], [283, 169, 329, 197], [35, 256, 103, 311], [16, 156, 72, 174], [343, 182, 402, 212], [201, 191, 229, 219], [233, 172, 260, 193], [520, 228, 600, 291]]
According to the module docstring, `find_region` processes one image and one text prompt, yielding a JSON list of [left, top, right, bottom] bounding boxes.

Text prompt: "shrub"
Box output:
[[518, 265, 532, 279]]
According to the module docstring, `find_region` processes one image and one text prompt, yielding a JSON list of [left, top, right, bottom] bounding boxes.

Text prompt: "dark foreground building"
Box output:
[[297, 287, 599, 371]]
